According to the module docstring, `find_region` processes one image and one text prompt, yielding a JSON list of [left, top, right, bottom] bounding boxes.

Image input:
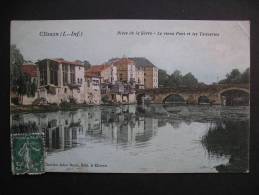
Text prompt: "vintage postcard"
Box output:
[[10, 20, 250, 173]]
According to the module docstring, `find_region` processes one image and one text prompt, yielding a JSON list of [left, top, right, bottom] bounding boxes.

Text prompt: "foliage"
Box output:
[[158, 69, 170, 87], [158, 69, 200, 88], [10, 45, 24, 90], [219, 68, 249, 84], [69, 97, 77, 104], [158, 67, 249, 88], [101, 95, 110, 103], [83, 60, 91, 70], [168, 70, 183, 87], [201, 120, 249, 172], [10, 45, 37, 97]]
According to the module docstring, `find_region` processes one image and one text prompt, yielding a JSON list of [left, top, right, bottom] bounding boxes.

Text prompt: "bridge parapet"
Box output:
[[136, 84, 249, 104]]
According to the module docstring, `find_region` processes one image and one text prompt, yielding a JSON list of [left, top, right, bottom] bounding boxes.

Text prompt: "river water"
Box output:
[[10, 104, 249, 173]]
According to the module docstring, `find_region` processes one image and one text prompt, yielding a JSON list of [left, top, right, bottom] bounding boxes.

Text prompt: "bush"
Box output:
[[101, 95, 112, 104], [69, 97, 77, 104], [11, 97, 20, 105]]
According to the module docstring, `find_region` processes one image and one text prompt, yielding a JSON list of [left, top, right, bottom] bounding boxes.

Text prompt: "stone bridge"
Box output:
[[136, 84, 250, 105]]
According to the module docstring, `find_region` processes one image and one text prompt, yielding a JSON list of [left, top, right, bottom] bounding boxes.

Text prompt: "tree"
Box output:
[[240, 68, 250, 83], [219, 68, 249, 84], [226, 69, 241, 83], [10, 45, 37, 103], [10, 44, 24, 90], [182, 72, 198, 87], [168, 70, 183, 87], [158, 69, 200, 88], [83, 60, 91, 70], [158, 69, 169, 87]]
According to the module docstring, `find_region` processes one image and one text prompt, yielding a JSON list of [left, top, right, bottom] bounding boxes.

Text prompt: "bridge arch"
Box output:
[[219, 87, 250, 96], [218, 87, 250, 106], [198, 95, 210, 104], [163, 93, 186, 104]]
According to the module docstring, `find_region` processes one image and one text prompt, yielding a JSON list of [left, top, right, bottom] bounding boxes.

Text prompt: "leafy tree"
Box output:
[[10, 44, 24, 90], [169, 70, 183, 87], [226, 69, 241, 83], [158, 69, 200, 88], [219, 68, 249, 84], [10, 45, 37, 102], [83, 60, 91, 70], [158, 69, 169, 87], [182, 72, 198, 87], [240, 68, 250, 83]]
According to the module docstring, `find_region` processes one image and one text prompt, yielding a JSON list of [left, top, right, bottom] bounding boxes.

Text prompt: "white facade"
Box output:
[[35, 59, 101, 105], [127, 63, 136, 82], [84, 76, 101, 105], [110, 65, 117, 84]]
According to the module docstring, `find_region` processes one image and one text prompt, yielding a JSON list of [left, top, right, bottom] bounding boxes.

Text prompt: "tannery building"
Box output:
[[129, 57, 158, 89], [12, 56, 159, 106], [21, 58, 101, 105]]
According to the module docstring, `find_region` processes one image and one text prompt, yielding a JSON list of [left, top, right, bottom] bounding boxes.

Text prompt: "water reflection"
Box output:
[[10, 104, 249, 172], [11, 106, 158, 152]]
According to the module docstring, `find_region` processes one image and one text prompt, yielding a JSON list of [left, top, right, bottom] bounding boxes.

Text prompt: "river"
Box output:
[[10, 104, 249, 173]]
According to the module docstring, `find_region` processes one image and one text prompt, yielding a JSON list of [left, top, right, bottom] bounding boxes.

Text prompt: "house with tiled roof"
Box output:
[[112, 58, 136, 83], [34, 58, 101, 105], [129, 57, 158, 89], [107, 57, 158, 89], [86, 64, 117, 84], [21, 63, 38, 78], [18, 63, 40, 105]]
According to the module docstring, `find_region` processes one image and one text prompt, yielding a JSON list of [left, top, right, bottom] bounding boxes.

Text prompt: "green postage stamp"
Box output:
[[11, 133, 45, 175]]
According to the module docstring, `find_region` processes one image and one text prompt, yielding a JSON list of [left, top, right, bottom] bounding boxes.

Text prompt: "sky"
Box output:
[[11, 20, 250, 84]]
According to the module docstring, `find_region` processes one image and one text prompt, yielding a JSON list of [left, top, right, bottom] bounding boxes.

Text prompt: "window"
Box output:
[[39, 63, 47, 86], [70, 65, 75, 84], [50, 63, 58, 85], [63, 64, 68, 85]]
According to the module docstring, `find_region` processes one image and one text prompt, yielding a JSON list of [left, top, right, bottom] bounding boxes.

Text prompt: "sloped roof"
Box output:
[[37, 58, 83, 66], [129, 57, 156, 68], [86, 64, 111, 73], [107, 57, 156, 68], [51, 58, 83, 66], [22, 64, 37, 77], [112, 58, 135, 66], [85, 64, 111, 78]]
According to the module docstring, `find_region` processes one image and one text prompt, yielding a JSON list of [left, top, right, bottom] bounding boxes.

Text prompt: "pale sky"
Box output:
[[11, 20, 250, 84]]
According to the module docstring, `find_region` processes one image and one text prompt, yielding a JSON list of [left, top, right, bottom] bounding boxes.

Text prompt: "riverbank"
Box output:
[[10, 102, 137, 113], [10, 104, 89, 114]]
